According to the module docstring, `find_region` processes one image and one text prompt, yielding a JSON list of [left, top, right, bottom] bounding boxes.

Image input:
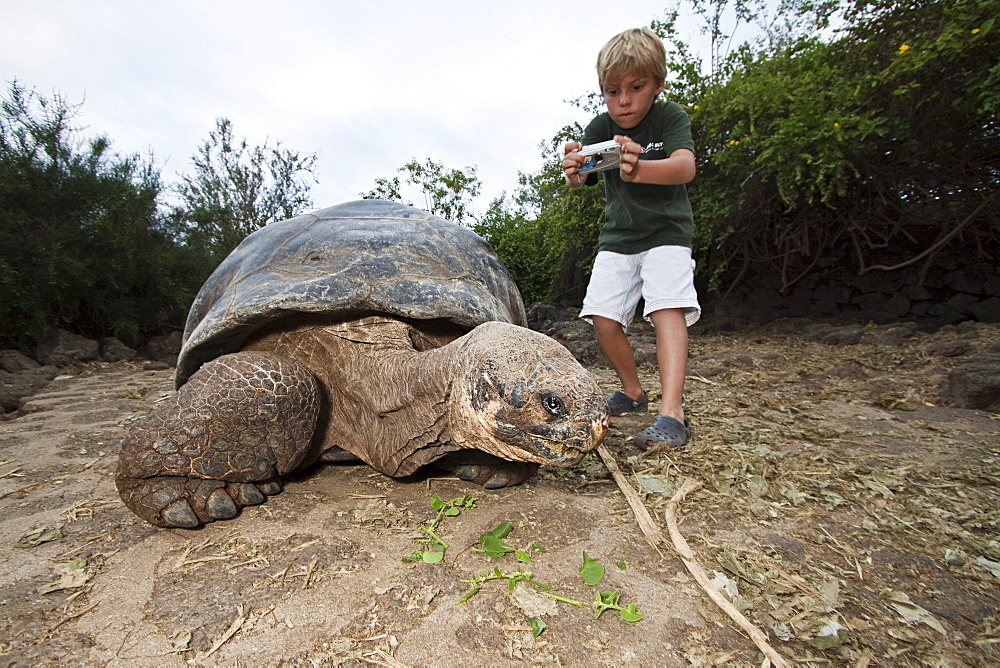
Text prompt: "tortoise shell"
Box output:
[[176, 200, 527, 387]]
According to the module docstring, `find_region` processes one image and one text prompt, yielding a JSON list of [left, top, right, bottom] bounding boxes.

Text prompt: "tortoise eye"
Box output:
[[542, 395, 565, 416]]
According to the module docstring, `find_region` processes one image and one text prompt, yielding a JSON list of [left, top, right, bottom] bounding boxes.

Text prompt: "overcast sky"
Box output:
[[2, 0, 704, 215]]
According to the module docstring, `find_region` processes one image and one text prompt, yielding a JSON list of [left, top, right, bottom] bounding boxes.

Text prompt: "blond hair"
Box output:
[[596, 28, 666, 91]]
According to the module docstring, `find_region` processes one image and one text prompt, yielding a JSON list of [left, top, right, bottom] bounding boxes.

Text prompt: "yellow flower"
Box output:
[[834, 122, 841, 128], [693, 105, 700, 110], [898, 44, 911, 54], [972, 28, 980, 34], [728, 139, 740, 146]]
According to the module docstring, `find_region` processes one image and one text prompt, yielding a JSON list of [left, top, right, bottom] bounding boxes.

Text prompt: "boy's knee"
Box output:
[[591, 315, 627, 343], [591, 314, 623, 331], [648, 307, 687, 325]]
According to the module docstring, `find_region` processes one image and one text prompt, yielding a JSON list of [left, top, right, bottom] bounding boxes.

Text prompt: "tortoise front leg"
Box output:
[[115, 351, 321, 528], [435, 450, 539, 489]]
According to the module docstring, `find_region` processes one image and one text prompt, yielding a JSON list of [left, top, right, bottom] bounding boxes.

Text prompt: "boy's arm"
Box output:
[[617, 135, 696, 185]]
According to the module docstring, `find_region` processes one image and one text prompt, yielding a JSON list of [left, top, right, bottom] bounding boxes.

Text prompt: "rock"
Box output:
[[100, 337, 137, 362], [0, 366, 59, 412], [864, 322, 917, 347], [945, 293, 980, 317], [144, 332, 182, 366], [824, 362, 868, 380], [697, 315, 746, 333], [945, 266, 990, 295], [846, 272, 890, 294], [905, 285, 933, 301], [0, 349, 39, 373], [813, 285, 853, 307], [560, 340, 605, 368], [550, 320, 592, 343], [969, 297, 1000, 324], [984, 275, 1000, 297], [35, 328, 99, 367], [939, 351, 1000, 413], [806, 324, 864, 345], [927, 302, 966, 325], [884, 293, 912, 318], [926, 341, 973, 358], [526, 303, 575, 328], [632, 337, 658, 369]]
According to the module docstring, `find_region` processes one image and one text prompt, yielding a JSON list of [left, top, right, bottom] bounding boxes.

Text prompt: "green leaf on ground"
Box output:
[[526, 618, 546, 638], [477, 522, 515, 558], [580, 552, 605, 586]]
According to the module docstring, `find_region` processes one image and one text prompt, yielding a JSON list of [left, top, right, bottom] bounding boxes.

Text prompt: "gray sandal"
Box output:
[[634, 415, 690, 450], [606, 391, 648, 416]]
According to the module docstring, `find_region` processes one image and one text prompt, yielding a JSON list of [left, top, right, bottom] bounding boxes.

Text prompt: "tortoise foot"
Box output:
[[437, 451, 539, 489], [115, 351, 318, 528], [119, 475, 282, 528]]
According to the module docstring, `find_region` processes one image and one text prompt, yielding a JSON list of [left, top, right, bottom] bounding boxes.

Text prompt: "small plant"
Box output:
[[593, 590, 644, 622], [402, 494, 476, 564], [474, 522, 516, 559], [579, 552, 605, 585], [455, 532, 644, 623]]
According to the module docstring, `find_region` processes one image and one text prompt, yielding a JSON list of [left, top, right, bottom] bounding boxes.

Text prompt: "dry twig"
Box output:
[[595, 444, 664, 556], [597, 444, 792, 667], [665, 480, 792, 668], [45, 601, 99, 635], [197, 606, 248, 660]]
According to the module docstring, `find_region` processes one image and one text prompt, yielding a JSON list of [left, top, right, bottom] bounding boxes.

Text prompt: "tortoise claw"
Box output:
[[161, 500, 200, 528], [120, 477, 280, 529], [256, 481, 282, 496], [438, 451, 539, 489], [235, 483, 265, 506], [208, 488, 239, 519], [484, 473, 512, 489]]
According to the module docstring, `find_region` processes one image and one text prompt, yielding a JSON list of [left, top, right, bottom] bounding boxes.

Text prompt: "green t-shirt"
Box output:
[[583, 99, 696, 253]]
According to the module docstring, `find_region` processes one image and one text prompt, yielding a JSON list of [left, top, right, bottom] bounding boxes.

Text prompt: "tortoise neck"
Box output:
[[244, 316, 468, 477]]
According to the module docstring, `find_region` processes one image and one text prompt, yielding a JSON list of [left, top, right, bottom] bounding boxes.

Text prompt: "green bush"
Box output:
[[488, 0, 998, 299], [0, 82, 188, 350]]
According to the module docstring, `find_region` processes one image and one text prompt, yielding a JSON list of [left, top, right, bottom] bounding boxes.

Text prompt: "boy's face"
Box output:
[[601, 75, 663, 129]]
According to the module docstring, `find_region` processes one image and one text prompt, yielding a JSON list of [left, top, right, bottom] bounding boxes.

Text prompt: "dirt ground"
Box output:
[[1, 320, 998, 667]]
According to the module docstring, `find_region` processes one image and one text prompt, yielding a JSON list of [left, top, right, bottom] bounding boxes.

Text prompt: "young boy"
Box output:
[[562, 27, 700, 450]]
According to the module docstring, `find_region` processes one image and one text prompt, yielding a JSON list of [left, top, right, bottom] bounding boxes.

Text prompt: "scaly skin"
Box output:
[[116, 318, 608, 528], [115, 351, 320, 527]]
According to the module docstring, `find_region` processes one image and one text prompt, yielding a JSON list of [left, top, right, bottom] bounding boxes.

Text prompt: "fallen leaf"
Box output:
[[710, 570, 739, 599], [810, 616, 850, 649], [635, 475, 674, 495], [887, 591, 945, 634], [975, 556, 1000, 579], [40, 557, 92, 594], [16, 524, 64, 548]]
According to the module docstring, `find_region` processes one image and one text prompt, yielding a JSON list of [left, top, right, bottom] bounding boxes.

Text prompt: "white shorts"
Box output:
[[580, 246, 701, 330]]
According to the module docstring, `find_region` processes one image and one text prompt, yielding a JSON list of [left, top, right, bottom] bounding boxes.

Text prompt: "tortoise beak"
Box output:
[[496, 407, 608, 466]]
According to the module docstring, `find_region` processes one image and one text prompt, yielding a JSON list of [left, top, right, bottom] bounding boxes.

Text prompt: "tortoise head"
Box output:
[[452, 322, 608, 466]]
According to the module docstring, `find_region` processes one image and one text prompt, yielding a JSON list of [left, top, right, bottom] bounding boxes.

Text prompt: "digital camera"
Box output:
[[577, 140, 622, 174]]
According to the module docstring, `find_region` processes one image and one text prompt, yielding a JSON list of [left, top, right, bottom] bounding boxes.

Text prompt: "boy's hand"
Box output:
[[615, 135, 643, 182], [614, 135, 697, 185], [562, 141, 587, 187]]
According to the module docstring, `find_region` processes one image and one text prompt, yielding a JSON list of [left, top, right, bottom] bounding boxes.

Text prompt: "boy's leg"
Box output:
[[580, 251, 646, 412], [592, 315, 643, 400], [633, 246, 700, 449], [648, 308, 688, 423]]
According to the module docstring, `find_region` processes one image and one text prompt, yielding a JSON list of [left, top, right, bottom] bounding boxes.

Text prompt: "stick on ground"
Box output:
[[596, 444, 792, 667]]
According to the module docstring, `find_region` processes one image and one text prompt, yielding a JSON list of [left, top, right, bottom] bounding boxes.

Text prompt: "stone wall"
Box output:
[[704, 259, 999, 329]]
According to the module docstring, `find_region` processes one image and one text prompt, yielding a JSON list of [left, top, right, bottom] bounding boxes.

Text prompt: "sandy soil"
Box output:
[[1, 320, 998, 666]]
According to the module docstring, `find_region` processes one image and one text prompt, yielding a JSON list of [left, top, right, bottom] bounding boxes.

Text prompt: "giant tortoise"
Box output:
[[116, 200, 608, 528]]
